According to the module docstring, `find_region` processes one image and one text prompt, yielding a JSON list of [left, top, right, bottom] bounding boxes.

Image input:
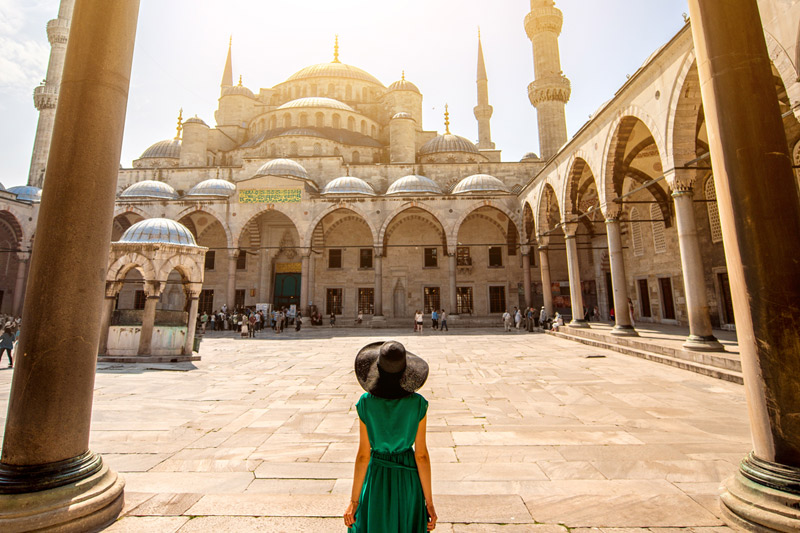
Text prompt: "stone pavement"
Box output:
[[0, 328, 749, 532]]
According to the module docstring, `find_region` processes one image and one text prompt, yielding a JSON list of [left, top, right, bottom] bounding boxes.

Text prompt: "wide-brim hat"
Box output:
[[355, 341, 429, 399]]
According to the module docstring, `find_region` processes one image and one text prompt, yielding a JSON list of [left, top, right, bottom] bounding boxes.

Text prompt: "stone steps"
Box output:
[[548, 329, 743, 384]]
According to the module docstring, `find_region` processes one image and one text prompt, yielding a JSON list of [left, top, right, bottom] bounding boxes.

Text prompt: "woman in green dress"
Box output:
[[344, 341, 438, 532]]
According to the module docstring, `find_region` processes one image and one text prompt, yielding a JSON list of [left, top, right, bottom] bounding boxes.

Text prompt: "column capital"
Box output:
[[185, 282, 203, 298], [143, 280, 163, 298], [561, 221, 579, 238], [15, 253, 30, 263], [372, 246, 384, 259], [104, 280, 123, 298], [227, 249, 239, 260], [537, 235, 550, 248], [520, 244, 532, 255], [664, 168, 696, 193]]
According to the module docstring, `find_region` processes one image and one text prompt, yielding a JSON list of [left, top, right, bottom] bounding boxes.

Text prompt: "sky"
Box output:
[[0, 0, 688, 189]]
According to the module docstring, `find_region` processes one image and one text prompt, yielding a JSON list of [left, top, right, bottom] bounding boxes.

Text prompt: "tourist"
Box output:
[[344, 341, 436, 532], [0, 324, 14, 368], [527, 307, 535, 332], [296, 312, 303, 332], [209, 312, 216, 331], [249, 313, 257, 337], [502, 309, 512, 331], [609, 307, 615, 323], [240, 317, 249, 338], [431, 309, 438, 330], [552, 312, 564, 332], [200, 311, 208, 333], [440, 309, 448, 332], [539, 306, 549, 331], [593, 305, 600, 322], [414, 310, 423, 333], [330, 311, 336, 327], [514, 307, 522, 331], [356, 312, 363, 325], [628, 298, 636, 327]]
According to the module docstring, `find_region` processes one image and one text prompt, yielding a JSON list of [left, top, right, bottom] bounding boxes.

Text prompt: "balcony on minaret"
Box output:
[[46, 18, 70, 45], [528, 76, 571, 108], [33, 85, 59, 111]]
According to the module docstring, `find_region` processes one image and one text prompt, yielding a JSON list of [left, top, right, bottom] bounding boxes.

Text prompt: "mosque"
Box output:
[[3, 0, 800, 344]]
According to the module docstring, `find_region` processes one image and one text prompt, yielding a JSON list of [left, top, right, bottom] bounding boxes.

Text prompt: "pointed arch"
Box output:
[[174, 206, 233, 250], [451, 200, 522, 249], [378, 202, 450, 249], [303, 203, 378, 249]]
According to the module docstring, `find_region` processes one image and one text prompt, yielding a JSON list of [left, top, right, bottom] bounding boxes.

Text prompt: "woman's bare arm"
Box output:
[[344, 420, 371, 528], [414, 415, 437, 530]]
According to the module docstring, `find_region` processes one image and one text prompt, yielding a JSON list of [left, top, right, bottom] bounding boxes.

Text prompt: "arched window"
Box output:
[[352, 151, 360, 163], [328, 83, 335, 97], [313, 143, 322, 156], [332, 114, 341, 129], [650, 203, 666, 254], [348, 116, 355, 131], [346, 85, 353, 100], [315, 112, 324, 128], [299, 113, 308, 127], [290, 142, 298, 156], [705, 176, 723, 243], [630, 208, 644, 257], [371, 125, 377, 137], [269, 116, 276, 130], [283, 113, 292, 128], [360, 120, 367, 135]]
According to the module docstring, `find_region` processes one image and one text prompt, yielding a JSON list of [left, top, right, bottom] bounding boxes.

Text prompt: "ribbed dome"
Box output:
[[221, 84, 255, 99], [185, 179, 236, 197], [120, 180, 179, 200], [0, 182, 5, 190], [452, 174, 510, 195], [287, 62, 384, 86], [386, 175, 442, 195], [184, 116, 208, 127], [521, 152, 539, 161], [419, 134, 479, 155], [8, 185, 42, 203], [254, 159, 309, 179], [388, 78, 420, 94], [392, 112, 413, 120], [278, 97, 354, 112], [140, 139, 181, 159], [119, 218, 197, 246], [321, 176, 376, 196]]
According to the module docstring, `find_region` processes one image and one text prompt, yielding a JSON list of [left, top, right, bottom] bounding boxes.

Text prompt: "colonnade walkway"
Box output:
[[0, 329, 745, 531]]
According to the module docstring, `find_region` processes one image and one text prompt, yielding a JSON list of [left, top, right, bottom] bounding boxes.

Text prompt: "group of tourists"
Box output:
[[0, 315, 21, 368], [198, 304, 306, 338], [413, 309, 449, 333]]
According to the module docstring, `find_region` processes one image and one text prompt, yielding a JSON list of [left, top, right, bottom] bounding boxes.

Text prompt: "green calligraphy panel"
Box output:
[[239, 189, 302, 204]]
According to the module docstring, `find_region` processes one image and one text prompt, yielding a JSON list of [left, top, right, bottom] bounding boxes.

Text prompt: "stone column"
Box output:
[[688, 0, 800, 528], [448, 248, 458, 316], [183, 288, 200, 356], [372, 249, 386, 327], [307, 253, 315, 310], [563, 223, 589, 328], [300, 252, 309, 315], [539, 243, 554, 316], [98, 282, 122, 356], [605, 216, 637, 336], [0, 1, 138, 529], [259, 250, 272, 303], [137, 281, 162, 356], [227, 249, 238, 309], [521, 245, 532, 308], [11, 255, 28, 317]]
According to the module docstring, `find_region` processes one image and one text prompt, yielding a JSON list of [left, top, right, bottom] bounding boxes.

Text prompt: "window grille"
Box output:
[[630, 208, 644, 257], [650, 204, 666, 254], [705, 176, 723, 243]]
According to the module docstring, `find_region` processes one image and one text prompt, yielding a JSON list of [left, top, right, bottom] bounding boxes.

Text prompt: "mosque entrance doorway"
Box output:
[[274, 262, 301, 309]]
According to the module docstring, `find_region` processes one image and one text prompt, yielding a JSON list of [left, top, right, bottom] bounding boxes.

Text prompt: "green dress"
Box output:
[[349, 392, 429, 533]]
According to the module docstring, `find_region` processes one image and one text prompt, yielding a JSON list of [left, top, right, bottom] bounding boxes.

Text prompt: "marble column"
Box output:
[[605, 217, 637, 336], [666, 182, 724, 351], [300, 252, 309, 315], [227, 250, 238, 309], [538, 243, 554, 316], [374, 251, 383, 316], [11, 255, 28, 317], [688, 0, 800, 528], [521, 246, 532, 308], [137, 282, 161, 356], [307, 253, 315, 310], [98, 282, 122, 356], [563, 223, 589, 328], [448, 249, 457, 316], [183, 290, 199, 356], [259, 250, 272, 303], [0, 1, 138, 529]]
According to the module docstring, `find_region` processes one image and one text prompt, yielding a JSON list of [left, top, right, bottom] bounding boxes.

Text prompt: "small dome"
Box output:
[[140, 139, 181, 159], [254, 159, 309, 180], [185, 179, 236, 197], [521, 152, 539, 161], [8, 185, 42, 203], [221, 84, 255, 99], [386, 175, 442, 195], [183, 116, 208, 127], [452, 174, 511, 195], [392, 112, 413, 120], [287, 63, 384, 86], [120, 180, 179, 200], [321, 176, 376, 196], [278, 97, 354, 112], [0, 182, 5, 190], [419, 134, 479, 156], [388, 78, 420, 94], [119, 218, 197, 246]]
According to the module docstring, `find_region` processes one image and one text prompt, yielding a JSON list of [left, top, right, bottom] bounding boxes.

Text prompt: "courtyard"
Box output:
[[1, 328, 747, 532]]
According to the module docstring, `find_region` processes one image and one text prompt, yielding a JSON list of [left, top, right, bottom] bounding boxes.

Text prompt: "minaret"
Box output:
[[525, 0, 571, 160], [221, 36, 233, 92], [474, 29, 495, 150], [27, 0, 75, 188]]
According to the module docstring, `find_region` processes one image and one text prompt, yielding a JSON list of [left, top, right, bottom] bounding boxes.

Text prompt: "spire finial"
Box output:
[[478, 26, 481, 40], [444, 104, 451, 135], [238, 75, 243, 86], [221, 36, 234, 87], [333, 35, 340, 63], [401, 70, 405, 81], [229, 35, 232, 47], [175, 108, 183, 140]]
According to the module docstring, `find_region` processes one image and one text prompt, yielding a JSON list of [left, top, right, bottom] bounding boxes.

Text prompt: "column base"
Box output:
[[568, 319, 591, 328], [720, 453, 800, 532], [0, 462, 124, 533], [370, 316, 388, 328], [683, 334, 725, 352], [611, 324, 639, 337]]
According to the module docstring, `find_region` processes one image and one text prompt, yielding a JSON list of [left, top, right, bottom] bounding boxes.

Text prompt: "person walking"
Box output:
[[330, 311, 336, 328], [296, 312, 303, 332], [502, 310, 512, 332], [431, 309, 438, 331], [249, 313, 257, 338], [414, 310, 423, 333], [539, 306, 548, 331], [440, 310, 448, 332], [514, 308, 522, 331], [526, 307, 534, 332], [344, 341, 437, 532], [200, 311, 208, 334], [0, 324, 15, 368]]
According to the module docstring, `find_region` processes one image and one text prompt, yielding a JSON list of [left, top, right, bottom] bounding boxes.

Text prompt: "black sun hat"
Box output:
[[355, 341, 429, 399]]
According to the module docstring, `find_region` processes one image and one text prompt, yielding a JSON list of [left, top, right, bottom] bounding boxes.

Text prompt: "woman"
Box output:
[[345, 341, 437, 532], [0, 324, 14, 368], [295, 312, 302, 332], [414, 310, 423, 333], [330, 311, 336, 328]]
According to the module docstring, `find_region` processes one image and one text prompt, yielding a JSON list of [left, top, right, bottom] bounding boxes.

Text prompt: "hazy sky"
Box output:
[[0, 1, 688, 188]]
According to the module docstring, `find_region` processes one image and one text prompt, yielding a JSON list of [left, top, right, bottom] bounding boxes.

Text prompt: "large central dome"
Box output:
[[287, 62, 384, 87]]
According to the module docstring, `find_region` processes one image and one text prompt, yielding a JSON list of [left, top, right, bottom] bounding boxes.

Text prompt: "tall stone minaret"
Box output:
[[525, 0, 571, 160], [221, 36, 233, 92], [474, 30, 495, 150], [27, 0, 75, 188]]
